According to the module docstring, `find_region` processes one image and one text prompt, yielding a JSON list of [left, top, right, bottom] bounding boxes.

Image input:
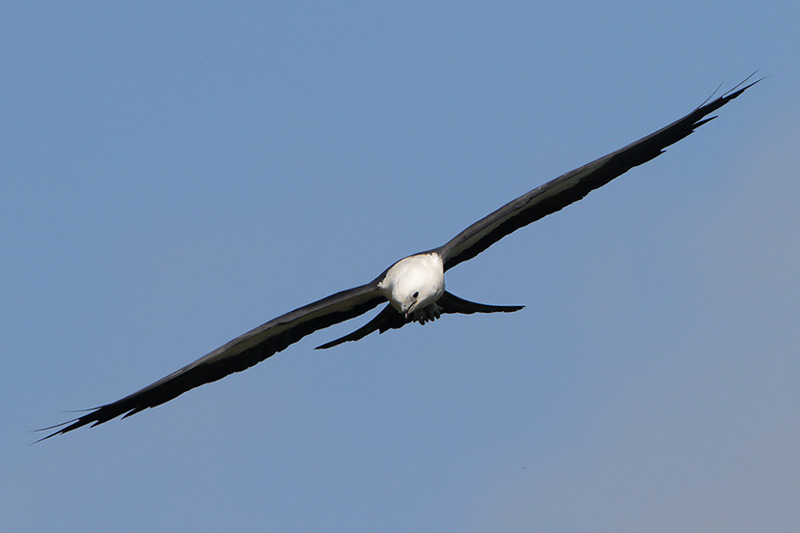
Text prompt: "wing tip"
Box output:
[[33, 401, 137, 443], [31, 417, 86, 444]]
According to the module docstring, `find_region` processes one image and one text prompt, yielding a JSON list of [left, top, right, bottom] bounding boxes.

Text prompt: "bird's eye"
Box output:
[[412, 291, 419, 299]]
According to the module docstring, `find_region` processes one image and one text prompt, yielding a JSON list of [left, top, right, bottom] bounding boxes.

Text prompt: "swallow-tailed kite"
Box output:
[[40, 77, 758, 440]]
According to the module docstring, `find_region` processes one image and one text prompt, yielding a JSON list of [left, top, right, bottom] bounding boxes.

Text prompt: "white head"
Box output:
[[380, 253, 445, 318]]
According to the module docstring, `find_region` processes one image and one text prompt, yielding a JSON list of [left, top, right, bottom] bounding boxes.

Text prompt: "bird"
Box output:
[[39, 76, 759, 441]]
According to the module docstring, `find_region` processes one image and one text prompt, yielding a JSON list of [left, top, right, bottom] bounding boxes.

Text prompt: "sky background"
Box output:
[[3, 2, 799, 531]]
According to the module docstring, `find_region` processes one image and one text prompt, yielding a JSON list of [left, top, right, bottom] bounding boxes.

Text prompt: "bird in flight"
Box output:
[[39, 76, 759, 441]]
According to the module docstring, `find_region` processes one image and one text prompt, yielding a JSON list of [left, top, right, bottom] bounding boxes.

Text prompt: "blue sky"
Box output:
[[3, 2, 799, 531]]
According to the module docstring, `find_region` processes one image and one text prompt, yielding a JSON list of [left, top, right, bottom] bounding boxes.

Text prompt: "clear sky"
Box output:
[[3, 2, 799, 531]]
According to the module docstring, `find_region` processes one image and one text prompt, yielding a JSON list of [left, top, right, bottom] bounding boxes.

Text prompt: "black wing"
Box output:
[[39, 281, 386, 440], [436, 76, 760, 271]]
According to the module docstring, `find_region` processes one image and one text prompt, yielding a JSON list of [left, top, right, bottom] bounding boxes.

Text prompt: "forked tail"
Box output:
[[316, 291, 523, 349]]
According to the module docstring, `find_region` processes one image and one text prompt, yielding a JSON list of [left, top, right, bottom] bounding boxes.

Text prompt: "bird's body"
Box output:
[[39, 76, 760, 441]]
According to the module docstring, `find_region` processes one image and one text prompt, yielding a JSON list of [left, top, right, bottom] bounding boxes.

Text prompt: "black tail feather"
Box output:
[[315, 291, 523, 349], [316, 304, 405, 349], [436, 291, 524, 315]]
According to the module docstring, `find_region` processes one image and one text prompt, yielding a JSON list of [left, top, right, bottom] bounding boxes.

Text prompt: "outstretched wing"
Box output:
[[436, 76, 760, 272], [39, 281, 386, 440]]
